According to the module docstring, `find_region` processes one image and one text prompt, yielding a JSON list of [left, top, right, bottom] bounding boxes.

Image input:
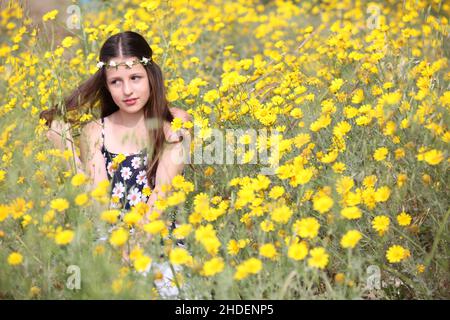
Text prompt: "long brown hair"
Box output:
[[40, 31, 174, 187]]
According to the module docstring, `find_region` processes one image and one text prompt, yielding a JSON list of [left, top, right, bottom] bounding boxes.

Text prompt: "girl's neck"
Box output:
[[114, 109, 145, 129]]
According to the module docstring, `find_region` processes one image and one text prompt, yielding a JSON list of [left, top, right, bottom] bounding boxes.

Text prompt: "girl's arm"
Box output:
[[145, 122, 190, 218], [46, 120, 84, 174], [79, 121, 109, 190]]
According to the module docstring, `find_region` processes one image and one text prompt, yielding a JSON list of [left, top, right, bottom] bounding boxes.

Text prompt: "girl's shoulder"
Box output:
[[80, 119, 103, 147], [82, 118, 103, 133]]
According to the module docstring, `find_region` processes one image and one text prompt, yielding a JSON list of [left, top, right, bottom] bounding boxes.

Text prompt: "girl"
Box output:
[[42, 31, 191, 216]]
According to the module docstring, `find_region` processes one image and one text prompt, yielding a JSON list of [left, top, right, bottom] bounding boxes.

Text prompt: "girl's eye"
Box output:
[[109, 77, 140, 85]]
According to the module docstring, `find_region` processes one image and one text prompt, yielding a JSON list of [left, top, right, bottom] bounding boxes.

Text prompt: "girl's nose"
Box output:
[[123, 81, 133, 96]]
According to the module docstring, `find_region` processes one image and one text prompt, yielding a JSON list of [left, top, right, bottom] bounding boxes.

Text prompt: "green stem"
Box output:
[[15, 235, 43, 266], [168, 262, 184, 299], [424, 207, 450, 270]]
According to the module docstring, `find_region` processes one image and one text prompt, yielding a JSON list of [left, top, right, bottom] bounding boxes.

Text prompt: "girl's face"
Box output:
[[105, 56, 150, 114]]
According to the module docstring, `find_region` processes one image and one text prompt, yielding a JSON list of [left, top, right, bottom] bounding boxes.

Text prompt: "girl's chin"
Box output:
[[119, 104, 144, 112]]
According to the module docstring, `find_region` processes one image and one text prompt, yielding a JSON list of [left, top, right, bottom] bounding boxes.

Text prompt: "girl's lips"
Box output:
[[123, 98, 138, 106]]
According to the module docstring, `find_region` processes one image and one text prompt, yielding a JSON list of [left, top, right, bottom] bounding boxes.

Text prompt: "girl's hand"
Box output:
[[169, 107, 192, 123], [46, 120, 73, 150]]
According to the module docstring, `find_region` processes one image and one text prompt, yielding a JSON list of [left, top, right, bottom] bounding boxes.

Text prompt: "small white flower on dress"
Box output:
[[143, 156, 148, 166], [112, 182, 125, 198], [127, 187, 142, 207], [120, 166, 132, 181], [136, 170, 148, 185], [131, 156, 143, 169]]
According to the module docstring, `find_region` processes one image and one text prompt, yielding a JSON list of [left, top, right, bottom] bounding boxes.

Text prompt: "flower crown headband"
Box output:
[[96, 57, 152, 70]]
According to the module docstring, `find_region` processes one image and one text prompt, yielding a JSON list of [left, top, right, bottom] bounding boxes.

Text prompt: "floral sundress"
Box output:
[[100, 117, 155, 212]]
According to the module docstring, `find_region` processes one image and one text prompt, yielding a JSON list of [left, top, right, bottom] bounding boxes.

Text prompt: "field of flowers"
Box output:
[[0, 0, 449, 299]]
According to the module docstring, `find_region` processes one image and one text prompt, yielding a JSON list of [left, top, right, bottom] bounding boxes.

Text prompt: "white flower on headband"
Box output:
[[141, 57, 149, 65], [109, 61, 117, 68], [125, 60, 134, 68], [96, 61, 105, 68]]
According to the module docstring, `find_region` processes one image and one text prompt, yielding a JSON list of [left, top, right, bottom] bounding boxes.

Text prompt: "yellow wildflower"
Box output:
[[7, 252, 23, 266], [373, 147, 389, 161], [143, 220, 166, 235], [270, 205, 293, 224], [386, 245, 408, 263], [423, 149, 444, 165], [109, 228, 129, 247], [55, 229, 75, 245], [340, 230, 362, 249], [372, 215, 390, 236], [397, 211, 412, 226], [75, 193, 89, 206], [259, 243, 278, 260], [134, 255, 152, 272], [101, 210, 120, 224], [288, 241, 308, 261], [71, 173, 87, 186], [234, 258, 262, 280], [201, 257, 225, 276], [50, 198, 69, 212], [307, 247, 329, 269], [169, 247, 192, 265], [313, 195, 334, 214], [330, 78, 344, 93], [293, 217, 320, 239], [42, 9, 58, 22], [340, 206, 362, 220]]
